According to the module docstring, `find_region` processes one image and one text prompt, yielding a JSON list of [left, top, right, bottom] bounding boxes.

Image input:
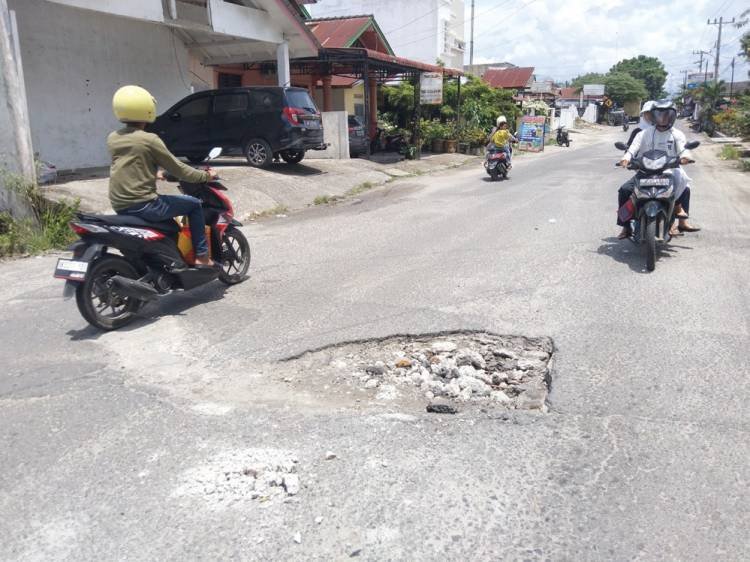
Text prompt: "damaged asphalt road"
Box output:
[[1, 129, 749, 560]]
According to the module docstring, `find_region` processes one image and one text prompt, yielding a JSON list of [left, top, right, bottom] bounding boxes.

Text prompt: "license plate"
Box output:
[[356, 130, 364, 137], [639, 177, 671, 186], [54, 258, 88, 281], [303, 120, 320, 128]]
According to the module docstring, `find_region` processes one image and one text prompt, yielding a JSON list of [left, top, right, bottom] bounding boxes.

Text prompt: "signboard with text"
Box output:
[[583, 84, 605, 96], [517, 116, 546, 152], [420, 72, 443, 105]]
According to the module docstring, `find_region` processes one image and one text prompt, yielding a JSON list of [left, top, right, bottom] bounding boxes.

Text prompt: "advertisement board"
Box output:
[[517, 116, 546, 152], [582, 84, 605, 96], [420, 72, 443, 105]]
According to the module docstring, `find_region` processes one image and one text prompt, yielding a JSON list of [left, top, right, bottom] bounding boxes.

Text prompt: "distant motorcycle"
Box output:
[[556, 127, 571, 147], [614, 139, 699, 271], [371, 128, 406, 153]]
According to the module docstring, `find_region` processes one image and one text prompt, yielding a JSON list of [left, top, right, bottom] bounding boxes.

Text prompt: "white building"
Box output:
[[308, 0, 465, 70], [0, 0, 318, 176]]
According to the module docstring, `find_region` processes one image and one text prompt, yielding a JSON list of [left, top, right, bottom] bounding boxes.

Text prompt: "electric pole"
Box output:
[[708, 16, 735, 84], [469, 0, 475, 67], [693, 49, 710, 84], [729, 57, 735, 99], [680, 69, 688, 89]]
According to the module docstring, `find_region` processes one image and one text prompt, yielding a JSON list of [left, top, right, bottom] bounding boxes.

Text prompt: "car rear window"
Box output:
[[213, 93, 248, 114], [348, 116, 362, 127], [285, 90, 318, 113]]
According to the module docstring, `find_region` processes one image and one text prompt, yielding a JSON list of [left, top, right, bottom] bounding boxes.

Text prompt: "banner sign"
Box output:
[[420, 72, 443, 104], [582, 84, 605, 96], [517, 116, 546, 152]]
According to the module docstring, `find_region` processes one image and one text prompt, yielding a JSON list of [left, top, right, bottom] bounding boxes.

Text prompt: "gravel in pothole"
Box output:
[[281, 332, 554, 412], [171, 448, 300, 508]]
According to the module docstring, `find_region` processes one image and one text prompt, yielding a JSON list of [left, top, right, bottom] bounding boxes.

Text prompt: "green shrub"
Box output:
[[720, 144, 741, 160]]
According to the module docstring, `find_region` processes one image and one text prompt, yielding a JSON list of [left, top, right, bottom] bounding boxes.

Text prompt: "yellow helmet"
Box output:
[[112, 85, 157, 123]]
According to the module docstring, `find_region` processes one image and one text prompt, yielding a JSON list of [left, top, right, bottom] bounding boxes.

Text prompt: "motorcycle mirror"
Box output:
[[207, 147, 222, 160], [684, 141, 700, 150], [614, 142, 628, 151]]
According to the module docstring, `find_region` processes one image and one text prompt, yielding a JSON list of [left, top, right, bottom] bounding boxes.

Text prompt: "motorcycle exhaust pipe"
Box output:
[[107, 275, 159, 302]]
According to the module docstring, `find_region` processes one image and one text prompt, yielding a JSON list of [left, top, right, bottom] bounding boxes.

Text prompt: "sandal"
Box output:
[[678, 224, 701, 233], [617, 228, 632, 240], [675, 213, 689, 220]]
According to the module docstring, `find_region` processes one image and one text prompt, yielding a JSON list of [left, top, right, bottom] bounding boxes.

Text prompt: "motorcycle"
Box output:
[[556, 127, 571, 147], [371, 127, 406, 154], [614, 140, 699, 271], [53, 148, 251, 330], [484, 146, 510, 181]]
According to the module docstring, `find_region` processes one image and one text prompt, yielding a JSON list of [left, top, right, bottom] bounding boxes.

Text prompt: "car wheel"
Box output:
[[280, 150, 304, 164], [244, 139, 273, 167]]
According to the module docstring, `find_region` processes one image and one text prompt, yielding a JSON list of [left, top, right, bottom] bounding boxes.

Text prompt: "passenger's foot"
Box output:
[[669, 225, 682, 236], [194, 255, 216, 268], [617, 227, 632, 240], [678, 221, 701, 232]]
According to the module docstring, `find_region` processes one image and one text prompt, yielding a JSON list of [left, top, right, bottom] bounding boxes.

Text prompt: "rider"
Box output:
[[617, 99, 700, 238], [489, 116, 518, 167], [107, 85, 218, 267], [626, 100, 654, 148]]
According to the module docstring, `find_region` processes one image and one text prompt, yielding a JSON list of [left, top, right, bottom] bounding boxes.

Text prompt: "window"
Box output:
[[177, 97, 210, 118], [213, 93, 248, 114], [285, 90, 318, 112], [248, 90, 277, 111], [218, 73, 242, 88]]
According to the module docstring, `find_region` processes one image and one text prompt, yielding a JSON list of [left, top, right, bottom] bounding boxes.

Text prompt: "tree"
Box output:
[[609, 55, 667, 100], [570, 72, 607, 92], [696, 81, 726, 135], [604, 72, 648, 106]]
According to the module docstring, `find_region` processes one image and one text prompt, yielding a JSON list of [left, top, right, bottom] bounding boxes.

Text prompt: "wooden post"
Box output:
[[322, 75, 332, 112], [0, 1, 35, 184]]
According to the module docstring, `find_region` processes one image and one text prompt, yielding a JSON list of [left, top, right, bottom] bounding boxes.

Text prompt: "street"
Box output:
[[2, 127, 749, 560]]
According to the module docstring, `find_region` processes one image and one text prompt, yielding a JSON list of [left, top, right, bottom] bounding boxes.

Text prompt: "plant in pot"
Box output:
[[442, 122, 459, 154]]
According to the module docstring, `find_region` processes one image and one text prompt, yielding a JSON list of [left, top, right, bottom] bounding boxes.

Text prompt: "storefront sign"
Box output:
[[517, 116, 546, 152], [420, 72, 443, 105], [582, 84, 605, 96]]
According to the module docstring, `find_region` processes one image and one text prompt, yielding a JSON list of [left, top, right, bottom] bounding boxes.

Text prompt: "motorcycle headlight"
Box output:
[[656, 185, 674, 198], [642, 155, 667, 170]]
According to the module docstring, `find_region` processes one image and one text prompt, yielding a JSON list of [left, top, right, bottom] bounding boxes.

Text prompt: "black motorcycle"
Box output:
[[484, 146, 509, 181], [371, 127, 406, 153], [614, 140, 699, 271], [556, 127, 570, 147], [54, 148, 251, 330]]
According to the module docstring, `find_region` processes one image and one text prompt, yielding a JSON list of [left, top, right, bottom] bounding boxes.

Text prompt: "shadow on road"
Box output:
[[206, 157, 324, 177], [66, 282, 234, 341], [596, 236, 693, 273]]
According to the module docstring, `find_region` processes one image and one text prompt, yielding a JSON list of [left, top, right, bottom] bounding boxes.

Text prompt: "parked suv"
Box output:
[[148, 87, 325, 167], [348, 115, 369, 157]]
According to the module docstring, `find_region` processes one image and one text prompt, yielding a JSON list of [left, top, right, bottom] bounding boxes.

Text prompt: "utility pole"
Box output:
[[693, 49, 710, 84], [680, 69, 688, 89], [707, 16, 735, 84], [0, 0, 35, 186], [729, 57, 735, 99], [469, 0, 475, 67]]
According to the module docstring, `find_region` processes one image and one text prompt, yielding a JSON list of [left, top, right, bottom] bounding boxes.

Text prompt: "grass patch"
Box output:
[[345, 181, 376, 196], [0, 170, 79, 257], [251, 204, 288, 218], [313, 194, 339, 205], [720, 145, 741, 160]]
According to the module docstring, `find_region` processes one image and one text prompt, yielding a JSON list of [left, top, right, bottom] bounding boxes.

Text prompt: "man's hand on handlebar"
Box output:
[[618, 159, 630, 168], [205, 167, 219, 180], [679, 157, 693, 165]]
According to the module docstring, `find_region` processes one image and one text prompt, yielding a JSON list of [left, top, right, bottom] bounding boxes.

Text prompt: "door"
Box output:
[[210, 92, 250, 149], [162, 96, 211, 156], [247, 89, 283, 149]]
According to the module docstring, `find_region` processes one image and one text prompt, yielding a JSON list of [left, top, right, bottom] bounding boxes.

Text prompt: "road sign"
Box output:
[[583, 84, 605, 96]]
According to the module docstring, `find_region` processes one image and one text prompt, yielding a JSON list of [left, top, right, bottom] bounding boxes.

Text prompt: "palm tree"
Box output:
[[696, 81, 725, 135]]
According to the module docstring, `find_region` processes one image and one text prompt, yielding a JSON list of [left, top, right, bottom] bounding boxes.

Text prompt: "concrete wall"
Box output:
[[309, 0, 462, 68], [305, 111, 349, 160], [9, 0, 195, 170]]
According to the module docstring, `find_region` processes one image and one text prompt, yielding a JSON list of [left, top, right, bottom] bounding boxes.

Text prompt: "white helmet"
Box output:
[[640, 100, 655, 115], [496, 115, 507, 126]]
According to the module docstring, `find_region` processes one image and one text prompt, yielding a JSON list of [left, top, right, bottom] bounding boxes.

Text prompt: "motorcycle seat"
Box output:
[[77, 213, 181, 234]]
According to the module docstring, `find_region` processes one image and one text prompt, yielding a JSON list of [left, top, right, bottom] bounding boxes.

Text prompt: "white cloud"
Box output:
[[468, 0, 749, 90]]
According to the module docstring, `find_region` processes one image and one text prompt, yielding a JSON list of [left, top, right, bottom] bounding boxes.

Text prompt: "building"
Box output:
[[0, 0, 318, 173], [307, 0, 466, 70], [482, 67, 535, 92], [464, 61, 516, 77]]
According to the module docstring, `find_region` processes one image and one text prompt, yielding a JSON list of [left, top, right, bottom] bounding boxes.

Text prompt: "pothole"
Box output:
[[279, 332, 554, 413], [171, 448, 300, 508]]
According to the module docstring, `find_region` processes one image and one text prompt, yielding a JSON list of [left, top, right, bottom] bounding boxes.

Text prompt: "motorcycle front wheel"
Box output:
[[645, 219, 657, 271], [75, 256, 141, 330], [218, 227, 251, 285]]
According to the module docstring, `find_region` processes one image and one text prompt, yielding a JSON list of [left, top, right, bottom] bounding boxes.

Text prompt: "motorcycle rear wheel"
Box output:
[[75, 256, 141, 330], [645, 219, 657, 271], [489, 168, 499, 181], [218, 227, 251, 285]]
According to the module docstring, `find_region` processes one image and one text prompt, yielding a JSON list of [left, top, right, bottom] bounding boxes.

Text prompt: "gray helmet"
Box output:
[[651, 99, 676, 131]]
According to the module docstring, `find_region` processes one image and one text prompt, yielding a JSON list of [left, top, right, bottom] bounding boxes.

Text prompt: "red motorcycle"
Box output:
[[54, 149, 250, 330]]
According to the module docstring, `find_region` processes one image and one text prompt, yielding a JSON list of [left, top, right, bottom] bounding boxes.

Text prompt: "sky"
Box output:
[[467, 0, 749, 92]]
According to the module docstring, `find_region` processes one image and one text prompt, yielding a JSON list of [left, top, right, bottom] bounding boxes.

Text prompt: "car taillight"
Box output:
[[283, 106, 305, 125]]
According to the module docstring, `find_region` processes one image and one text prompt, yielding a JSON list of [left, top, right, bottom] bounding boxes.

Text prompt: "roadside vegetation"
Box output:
[[0, 170, 78, 257]]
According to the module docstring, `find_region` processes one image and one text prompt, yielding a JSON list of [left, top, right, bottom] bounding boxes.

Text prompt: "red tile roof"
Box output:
[[306, 17, 371, 48], [559, 87, 578, 99], [364, 49, 462, 77], [483, 67, 535, 89]]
